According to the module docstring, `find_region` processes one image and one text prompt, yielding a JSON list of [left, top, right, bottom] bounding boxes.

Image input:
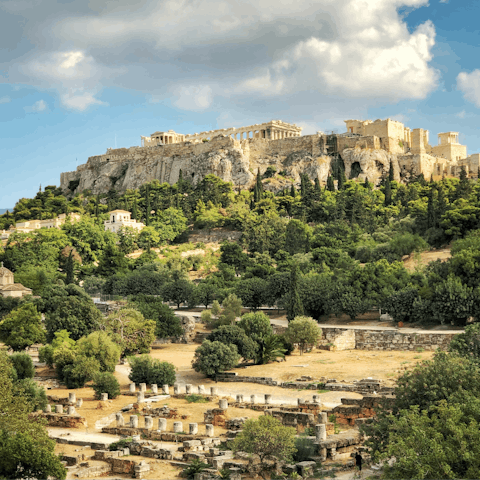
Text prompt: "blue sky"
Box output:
[[1, 0, 480, 208]]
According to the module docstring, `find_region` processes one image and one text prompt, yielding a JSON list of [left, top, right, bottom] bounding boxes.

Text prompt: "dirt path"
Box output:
[[403, 246, 451, 271]]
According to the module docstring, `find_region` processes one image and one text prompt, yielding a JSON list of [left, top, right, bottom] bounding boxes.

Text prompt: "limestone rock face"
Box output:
[[60, 134, 404, 195], [342, 147, 400, 184], [175, 315, 196, 344]]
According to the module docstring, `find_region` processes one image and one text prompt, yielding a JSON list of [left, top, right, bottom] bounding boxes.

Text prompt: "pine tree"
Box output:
[[286, 264, 304, 322], [65, 250, 74, 285], [388, 160, 394, 182], [384, 180, 392, 206], [327, 175, 335, 192]]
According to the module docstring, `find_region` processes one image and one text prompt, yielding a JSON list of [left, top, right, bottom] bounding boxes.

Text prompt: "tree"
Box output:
[[101, 308, 155, 357], [286, 264, 304, 322], [194, 281, 218, 309], [206, 325, 257, 362], [232, 416, 296, 479], [0, 304, 45, 351], [10, 353, 35, 380], [256, 334, 286, 364], [220, 242, 248, 274], [285, 219, 311, 255], [128, 355, 176, 385], [131, 294, 183, 339], [378, 401, 480, 479], [42, 285, 103, 341], [0, 353, 66, 479], [96, 243, 129, 277], [327, 175, 335, 192], [161, 278, 195, 309], [384, 179, 392, 206], [192, 340, 240, 377], [235, 277, 268, 311], [285, 316, 322, 355], [76, 331, 121, 373], [238, 312, 273, 345], [138, 226, 161, 251], [92, 372, 121, 400], [449, 322, 480, 365], [65, 249, 74, 284]]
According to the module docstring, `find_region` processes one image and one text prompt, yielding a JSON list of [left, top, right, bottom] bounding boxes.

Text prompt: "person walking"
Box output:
[[355, 451, 363, 471]]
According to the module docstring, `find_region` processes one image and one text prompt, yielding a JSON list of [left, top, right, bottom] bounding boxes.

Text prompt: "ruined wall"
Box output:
[[432, 143, 468, 161], [318, 326, 459, 351]]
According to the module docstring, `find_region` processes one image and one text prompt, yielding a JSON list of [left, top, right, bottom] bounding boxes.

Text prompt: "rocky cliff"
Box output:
[[60, 134, 402, 194]]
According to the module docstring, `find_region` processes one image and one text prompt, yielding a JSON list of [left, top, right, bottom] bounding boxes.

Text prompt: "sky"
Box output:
[[1, 0, 480, 207]]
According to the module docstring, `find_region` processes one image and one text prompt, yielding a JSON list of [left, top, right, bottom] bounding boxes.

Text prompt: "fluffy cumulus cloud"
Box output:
[[457, 70, 480, 108], [0, 0, 438, 118]]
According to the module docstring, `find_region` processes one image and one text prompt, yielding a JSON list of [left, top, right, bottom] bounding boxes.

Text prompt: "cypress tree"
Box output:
[[388, 160, 394, 182], [95, 194, 100, 218], [436, 185, 446, 227], [427, 187, 435, 229], [132, 197, 138, 220], [363, 177, 370, 189], [145, 186, 151, 226], [254, 169, 263, 202], [456, 166, 470, 199], [65, 250, 74, 285], [286, 264, 304, 322], [314, 177, 321, 194], [384, 180, 392, 206], [327, 175, 335, 192], [290, 185, 296, 197], [338, 169, 346, 191]]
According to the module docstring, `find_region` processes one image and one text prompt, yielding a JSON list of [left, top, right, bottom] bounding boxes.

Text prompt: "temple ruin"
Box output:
[[60, 117, 480, 196]]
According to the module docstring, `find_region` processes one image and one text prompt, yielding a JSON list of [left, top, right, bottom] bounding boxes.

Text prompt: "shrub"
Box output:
[[285, 316, 322, 355], [15, 378, 48, 411], [185, 394, 208, 403], [192, 340, 240, 378], [92, 372, 121, 400], [109, 437, 133, 451], [128, 355, 176, 386], [39, 344, 55, 368], [62, 355, 101, 389], [182, 459, 209, 479], [293, 435, 316, 462], [10, 352, 35, 380], [200, 310, 214, 327]]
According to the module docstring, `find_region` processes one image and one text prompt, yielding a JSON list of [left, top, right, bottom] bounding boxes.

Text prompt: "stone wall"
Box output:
[[318, 326, 459, 351]]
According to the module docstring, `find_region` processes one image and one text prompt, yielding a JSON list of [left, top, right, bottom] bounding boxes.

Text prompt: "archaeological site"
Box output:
[[60, 118, 479, 195]]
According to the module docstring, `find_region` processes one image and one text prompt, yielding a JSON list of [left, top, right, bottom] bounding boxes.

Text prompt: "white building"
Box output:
[[0, 263, 32, 298], [104, 210, 145, 233]]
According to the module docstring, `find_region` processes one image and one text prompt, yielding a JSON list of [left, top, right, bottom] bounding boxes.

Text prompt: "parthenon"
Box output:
[[140, 120, 302, 147]]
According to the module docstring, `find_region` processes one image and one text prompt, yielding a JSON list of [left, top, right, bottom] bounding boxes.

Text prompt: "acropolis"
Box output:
[[60, 118, 479, 196]]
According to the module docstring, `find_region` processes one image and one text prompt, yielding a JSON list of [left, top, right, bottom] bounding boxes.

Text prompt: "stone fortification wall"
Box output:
[[318, 326, 459, 351]]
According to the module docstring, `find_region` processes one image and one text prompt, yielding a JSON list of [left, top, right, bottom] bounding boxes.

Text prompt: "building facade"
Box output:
[[104, 210, 145, 233]]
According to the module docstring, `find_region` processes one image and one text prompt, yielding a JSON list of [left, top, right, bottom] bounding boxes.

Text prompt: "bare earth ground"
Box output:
[[403, 246, 451, 271]]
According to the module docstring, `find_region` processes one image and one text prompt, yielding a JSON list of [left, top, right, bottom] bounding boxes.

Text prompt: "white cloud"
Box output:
[[0, 96, 10, 104], [25, 99, 47, 112], [238, 19, 437, 101], [1, 0, 437, 117], [457, 70, 480, 108], [61, 91, 107, 111], [456, 110, 466, 118], [172, 85, 213, 111]]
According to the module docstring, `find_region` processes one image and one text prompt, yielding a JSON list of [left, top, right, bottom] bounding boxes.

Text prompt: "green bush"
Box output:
[[181, 459, 209, 479], [293, 434, 316, 462], [39, 344, 55, 368], [128, 355, 176, 386], [185, 394, 208, 403], [15, 378, 48, 411], [10, 352, 35, 380], [109, 437, 133, 451], [92, 372, 121, 399]]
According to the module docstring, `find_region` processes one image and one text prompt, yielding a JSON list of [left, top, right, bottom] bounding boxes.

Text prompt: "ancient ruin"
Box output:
[[60, 118, 479, 195]]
